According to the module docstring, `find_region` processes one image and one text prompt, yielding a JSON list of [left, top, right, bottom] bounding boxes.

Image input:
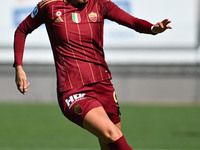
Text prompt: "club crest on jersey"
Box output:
[[31, 6, 38, 18], [88, 12, 97, 22], [72, 13, 81, 23]]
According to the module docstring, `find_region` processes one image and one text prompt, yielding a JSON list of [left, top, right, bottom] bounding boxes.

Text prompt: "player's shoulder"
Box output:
[[98, 0, 113, 6], [38, 0, 64, 9]]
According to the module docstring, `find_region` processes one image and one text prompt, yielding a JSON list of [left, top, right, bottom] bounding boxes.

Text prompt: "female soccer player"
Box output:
[[14, 0, 172, 149]]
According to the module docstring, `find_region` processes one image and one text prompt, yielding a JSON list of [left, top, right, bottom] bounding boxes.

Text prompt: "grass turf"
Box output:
[[0, 102, 200, 150]]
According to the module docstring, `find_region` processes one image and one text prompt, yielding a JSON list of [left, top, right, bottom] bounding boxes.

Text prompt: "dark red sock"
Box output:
[[108, 135, 133, 150]]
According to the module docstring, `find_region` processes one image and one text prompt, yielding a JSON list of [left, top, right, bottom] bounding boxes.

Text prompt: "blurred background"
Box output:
[[0, 0, 200, 104]]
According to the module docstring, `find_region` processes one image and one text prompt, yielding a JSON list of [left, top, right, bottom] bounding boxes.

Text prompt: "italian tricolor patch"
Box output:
[[72, 13, 81, 23]]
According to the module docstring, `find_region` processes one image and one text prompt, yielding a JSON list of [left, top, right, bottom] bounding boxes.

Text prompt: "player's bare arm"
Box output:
[[152, 19, 172, 34], [15, 65, 30, 95]]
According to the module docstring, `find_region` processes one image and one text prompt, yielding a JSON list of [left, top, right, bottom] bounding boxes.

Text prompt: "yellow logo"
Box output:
[[55, 17, 64, 23], [88, 12, 97, 22], [113, 91, 118, 103]]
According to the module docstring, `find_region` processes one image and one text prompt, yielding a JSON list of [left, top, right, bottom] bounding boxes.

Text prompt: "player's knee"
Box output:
[[103, 126, 123, 143]]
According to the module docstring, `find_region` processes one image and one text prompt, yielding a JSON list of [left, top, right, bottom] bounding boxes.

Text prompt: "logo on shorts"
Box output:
[[65, 93, 86, 108], [74, 105, 82, 115], [113, 91, 118, 103]]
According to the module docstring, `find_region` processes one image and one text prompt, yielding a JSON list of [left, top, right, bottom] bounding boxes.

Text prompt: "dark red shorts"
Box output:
[[57, 80, 121, 127]]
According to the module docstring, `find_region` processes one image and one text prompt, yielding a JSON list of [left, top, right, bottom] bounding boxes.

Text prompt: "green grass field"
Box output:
[[0, 102, 200, 150]]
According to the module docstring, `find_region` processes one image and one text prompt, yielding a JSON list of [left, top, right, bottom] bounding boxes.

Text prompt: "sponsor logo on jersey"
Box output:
[[54, 11, 63, 23], [72, 13, 81, 23], [65, 93, 86, 108], [55, 17, 64, 23], [88, 12, 97, 22], [31, 6, 38, 18]]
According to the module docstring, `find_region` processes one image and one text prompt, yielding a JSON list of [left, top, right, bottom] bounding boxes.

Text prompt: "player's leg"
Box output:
[[98, 122, 122, 150], [83, 107, 133, 150], [83, 106, 122, 144]]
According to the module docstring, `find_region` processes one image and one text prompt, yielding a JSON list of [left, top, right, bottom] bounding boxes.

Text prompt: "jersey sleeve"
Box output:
[[13, 3, 45, 67], [100, 0, 154, 34]]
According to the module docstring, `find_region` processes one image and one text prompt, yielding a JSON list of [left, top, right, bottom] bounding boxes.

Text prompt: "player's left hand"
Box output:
[[152, 19, 172, 34]]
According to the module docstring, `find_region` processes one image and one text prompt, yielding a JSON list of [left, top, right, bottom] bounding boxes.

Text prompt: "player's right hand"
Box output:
[[152, 19, 172, 34], [15, 66, 30, 95]]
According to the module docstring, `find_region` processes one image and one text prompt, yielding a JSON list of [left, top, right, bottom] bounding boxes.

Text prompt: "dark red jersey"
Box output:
[[14, 0, 154, 92]]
